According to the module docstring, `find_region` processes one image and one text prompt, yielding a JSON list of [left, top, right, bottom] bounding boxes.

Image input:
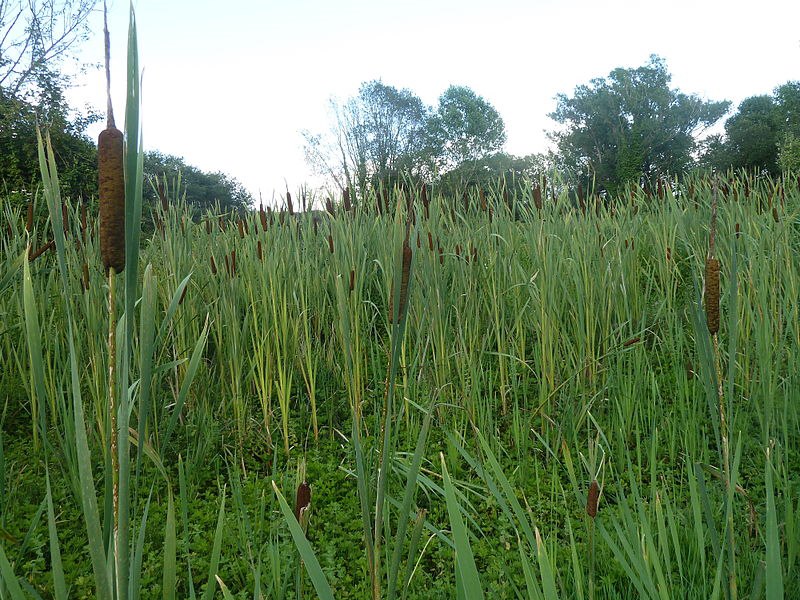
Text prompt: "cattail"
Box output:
[[349, 269, 355, 292], [470, 245, 478, 263], [427, 232, 434, 252], [313, 218, 318, 235], [705, 258, 720, 335], [735, 222, 741, 238], [231, 249, 237, 276], [421, 185, 429, 219], [98, 0, 125, 275], [205, 218, 211, 234], [577, 183, 585, 214], [224, 254, 230, 276], [257, 240, 263, 262], [586, 480, 600, 518], [533, 185, 542, 211], [81, 261, 90, 292], [416, 232, 421, 249], [666, 246, 671, 261], [389, 239, 413, 323], [219, 216, 226, 232], [342, 188, 352, 213], [158, 180, 168, 212], [259, 204, 268, 231], [178, 284, 187, 305], [301, 191, 308, 213], [286, 192, 294, 216], [210, 255, 218, 275], [294, 481, 311, 523], [455, 244, 462, 258], [326, 197, 336, 216], [238, 219, 245, 238], [98, 125, 125, 273], [772, 206, 779, 223], [25, 203, 33, 233], [328, 233, 334, 254], [623, 337, 640, 348]]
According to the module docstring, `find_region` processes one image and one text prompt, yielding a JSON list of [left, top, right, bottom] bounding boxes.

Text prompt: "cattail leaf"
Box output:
[[441, 454, 485, 600], [45, 471, 68, 600], [161, 316, 210, 458], [200, 491, 226, 600], [272, 481, 335, 600]]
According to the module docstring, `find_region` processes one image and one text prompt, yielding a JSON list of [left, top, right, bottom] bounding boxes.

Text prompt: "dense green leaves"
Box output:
[[549, 55, 729, 193]]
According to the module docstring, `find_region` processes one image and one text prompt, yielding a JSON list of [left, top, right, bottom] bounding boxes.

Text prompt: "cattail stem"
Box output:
[[107, 267, 120, 582]]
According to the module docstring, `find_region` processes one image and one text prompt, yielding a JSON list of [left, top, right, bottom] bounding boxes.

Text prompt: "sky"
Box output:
[[66, 0, 800, 205]]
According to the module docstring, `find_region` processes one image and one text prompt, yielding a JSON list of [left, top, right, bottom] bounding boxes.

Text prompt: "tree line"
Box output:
[[2, 1, 799, 213]]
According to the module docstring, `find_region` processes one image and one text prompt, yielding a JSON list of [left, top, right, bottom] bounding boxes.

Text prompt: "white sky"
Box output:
[[66, 0, 800, 204]]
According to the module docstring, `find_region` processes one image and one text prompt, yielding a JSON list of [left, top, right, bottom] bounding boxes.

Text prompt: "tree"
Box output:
[[427, 85, 506, 173], [549, 55, 729, 194], [702, 80, 800, 175], [0, 0, 97, 95], [0, 69, 98, 208], [143, 151, 253, 214], [303, 80, 431, 196]]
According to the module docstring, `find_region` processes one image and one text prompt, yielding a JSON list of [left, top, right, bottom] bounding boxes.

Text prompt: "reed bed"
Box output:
[[0, 16, 797, 595]]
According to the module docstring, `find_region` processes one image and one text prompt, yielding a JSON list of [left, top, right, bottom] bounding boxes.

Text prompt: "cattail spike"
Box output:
[[587, 480, 600, 518], [705, 258, 721, 335]]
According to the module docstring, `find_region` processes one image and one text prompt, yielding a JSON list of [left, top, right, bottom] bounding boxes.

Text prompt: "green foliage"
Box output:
[[143, 151, 253, 214], [704, 80, 800, 175], [427, 85, 506, 172], [0, 73, 99, 207], [549, 55, 729, 194], [778, 133, 800, 173]]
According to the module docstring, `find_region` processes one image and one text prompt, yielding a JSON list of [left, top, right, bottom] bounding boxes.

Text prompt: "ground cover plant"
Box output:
[[0, 7, 799, 600]]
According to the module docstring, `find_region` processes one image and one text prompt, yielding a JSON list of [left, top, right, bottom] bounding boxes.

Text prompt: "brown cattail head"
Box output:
[[735, 222, 741, 238], [294, 481, 311, 523], [421, 185, 430, 219], [286, 192, 294, 216], [259, 204, 268, 231], [326, 197, 336, 216], [533, 185, 542, 211], [237, 219, 245, 238], [158, 180, 168, 212], [328, 233, 334, 254], [772, 206, 779, 223], [666, 246, 671, 262], [349, 269, 355, 293], [26, 203, 33, 233], [705, 258, 721, 335], [586, 480, 600, 518], [257, 240, 263, 262], [342, 188, 352, 213], [210, 255, 217, 275], [98, 125, 125, 274], [81, 261, 90, 292]]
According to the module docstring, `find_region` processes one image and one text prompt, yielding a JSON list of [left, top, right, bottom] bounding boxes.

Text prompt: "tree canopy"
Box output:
[[704, 81, 800, 175], [549, 55, 729, 194], [303, 80, 509, 197]]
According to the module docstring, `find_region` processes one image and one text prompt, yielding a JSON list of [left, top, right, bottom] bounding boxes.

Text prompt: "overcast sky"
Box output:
[[66, 0, 800, 204]]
